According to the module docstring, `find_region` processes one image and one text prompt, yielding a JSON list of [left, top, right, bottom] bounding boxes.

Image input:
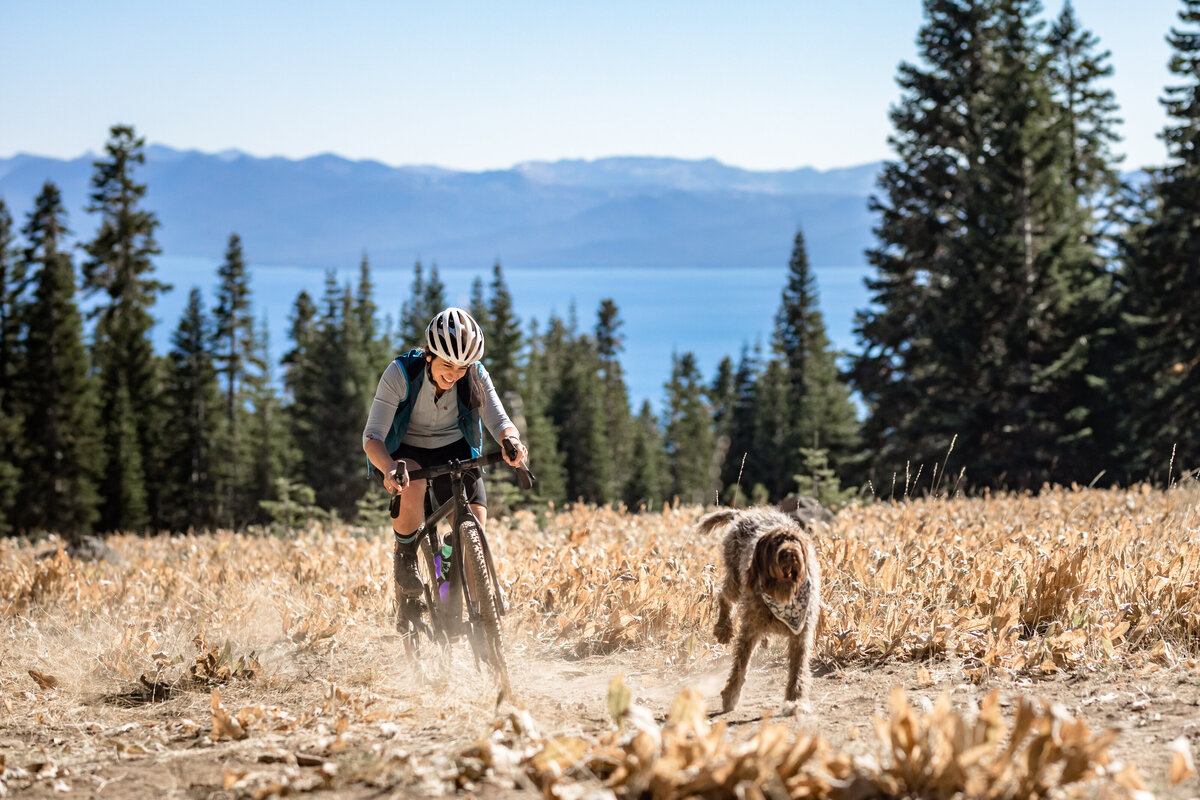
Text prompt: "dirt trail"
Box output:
[[6, 634, 1198, 799]]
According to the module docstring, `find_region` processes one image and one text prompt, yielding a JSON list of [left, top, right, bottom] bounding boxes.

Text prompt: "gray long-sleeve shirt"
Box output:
[[362, 360, 514, 451]]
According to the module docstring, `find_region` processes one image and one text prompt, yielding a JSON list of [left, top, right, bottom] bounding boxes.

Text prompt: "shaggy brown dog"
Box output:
[[699, 507, 821, 713]]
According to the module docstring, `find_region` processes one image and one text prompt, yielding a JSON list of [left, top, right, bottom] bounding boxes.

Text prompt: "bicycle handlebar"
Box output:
[[394, 440, 536, 491]]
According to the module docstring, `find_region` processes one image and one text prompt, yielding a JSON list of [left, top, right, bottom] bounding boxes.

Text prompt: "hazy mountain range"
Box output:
[[0, 146, 882, 269]]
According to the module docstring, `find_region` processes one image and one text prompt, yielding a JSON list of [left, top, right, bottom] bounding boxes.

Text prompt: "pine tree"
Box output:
[[82, 125, 167, 530], [400, 260, 428, 349], [708, 355, 738, 503], [1047, 1, 1126, 234], [1121, 0, 1200, 478], [548, 327, 611, 503], [246, 317, 286, 522], [283, 290, 317, 398], [663, 352, 717, 505], [750, 357, 791, 500], [470, 275, 488, 335], [520, 319, 566, 505], [291, 273, 369, 518], [423, 263, 448, 323], [280, 290, 319, 514], [1042, 0, 1127, 481], [487, 261, 523, 394], [626, 400, 667, 511], [595, 299, 634, 503], [773, 228, 861, 482], [399, 260, 448, 349], [353, 253, 389, 427], [853, 0, 1122, 489], [161, 288, 220, 532], [212, 233, 254, 526], [720, 344, 760, 501], [0, 198, 24, 534], [16, 183, 100, 536]]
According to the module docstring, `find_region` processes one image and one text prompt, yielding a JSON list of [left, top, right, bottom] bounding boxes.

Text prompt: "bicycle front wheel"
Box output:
[[461, 520, 511, 697]]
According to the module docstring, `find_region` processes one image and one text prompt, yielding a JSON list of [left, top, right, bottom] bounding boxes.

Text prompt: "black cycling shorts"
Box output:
[[390, 438, 487, 508]]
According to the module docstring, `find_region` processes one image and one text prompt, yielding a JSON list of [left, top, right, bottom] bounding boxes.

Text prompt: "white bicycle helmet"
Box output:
[[425, 307, 485, 366]]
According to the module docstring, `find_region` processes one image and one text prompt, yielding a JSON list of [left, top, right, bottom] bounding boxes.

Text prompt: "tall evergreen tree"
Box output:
[[853, 0, 1122, 489], [422, 263, 448, 324], [400, 260, 428, 349], [1044, 0, 1127, 480], [161, 288, 220, 532], [246, 316, 286, 522], [212, 233, 254, 526], [773, 228, 861, 482], [662, 352, 717, 505], [1047, 1, 1126, 235], [399, 260, 448, 349], [1121, 0, 1200, 477], [750, 357, 791, 500], [487, 261, 523, 394], [708, 355, 737, 502], [519, 319, 566, 505], [626, 400, 667, 511], [291, 273, 369, 517], [353, 253, 390, 424], [595, 299, 634, 503], [548, 325, 611, 503], [0, 198, 24, 534], [283, 290, 317, 401], [18, 183, 100, 535], [469, 275, 488, 336], [82, 125, 167, 530], [719, 344, 760, 500]]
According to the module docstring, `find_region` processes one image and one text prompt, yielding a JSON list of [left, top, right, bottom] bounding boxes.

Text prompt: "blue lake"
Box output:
[[148, 258, 875, 411]]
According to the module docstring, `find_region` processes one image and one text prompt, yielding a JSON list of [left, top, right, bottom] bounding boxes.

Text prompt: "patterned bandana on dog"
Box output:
[[757, 579, 811, 634]]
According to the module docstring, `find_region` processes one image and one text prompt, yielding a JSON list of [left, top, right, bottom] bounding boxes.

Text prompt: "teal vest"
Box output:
[[377, 349, 484, 467]]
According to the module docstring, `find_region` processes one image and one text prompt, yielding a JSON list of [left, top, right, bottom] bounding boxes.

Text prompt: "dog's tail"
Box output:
[[696, 508, 739, 536]]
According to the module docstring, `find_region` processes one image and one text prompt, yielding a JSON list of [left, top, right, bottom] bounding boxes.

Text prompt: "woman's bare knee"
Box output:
[[391, 459, 426, 535]]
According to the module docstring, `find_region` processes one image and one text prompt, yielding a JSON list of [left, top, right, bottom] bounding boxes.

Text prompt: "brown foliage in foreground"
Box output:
[[504, 679, 1132, 800], [1, 483, 1198, 797]]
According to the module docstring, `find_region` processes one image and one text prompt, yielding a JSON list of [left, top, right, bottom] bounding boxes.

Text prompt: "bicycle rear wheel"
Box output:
[[460, 520, 511, 697]]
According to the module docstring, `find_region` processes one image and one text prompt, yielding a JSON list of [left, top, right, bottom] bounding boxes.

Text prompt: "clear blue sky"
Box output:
[[0, 1, 1185, 172]]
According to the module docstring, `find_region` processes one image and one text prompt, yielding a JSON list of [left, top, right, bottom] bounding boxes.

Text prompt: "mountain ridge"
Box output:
[[0, 146, 882, 269]]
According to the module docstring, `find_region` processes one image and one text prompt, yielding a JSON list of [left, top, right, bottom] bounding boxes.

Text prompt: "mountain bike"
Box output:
[[387, 440, 534, 696]]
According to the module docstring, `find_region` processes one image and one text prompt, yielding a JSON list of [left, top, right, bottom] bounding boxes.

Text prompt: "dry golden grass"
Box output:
[[1, 481, 1198, 797]]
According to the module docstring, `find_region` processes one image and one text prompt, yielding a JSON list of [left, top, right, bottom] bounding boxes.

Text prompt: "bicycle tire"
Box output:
[[460, 519, 511, 697]]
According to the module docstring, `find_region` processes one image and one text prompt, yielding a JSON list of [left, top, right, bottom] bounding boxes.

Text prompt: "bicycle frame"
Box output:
[[416, 457, 507, 621], [389, 447, 532, 669]]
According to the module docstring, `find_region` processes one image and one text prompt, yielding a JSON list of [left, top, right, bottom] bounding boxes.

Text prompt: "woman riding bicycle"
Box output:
[[362, 307, 529, 598]]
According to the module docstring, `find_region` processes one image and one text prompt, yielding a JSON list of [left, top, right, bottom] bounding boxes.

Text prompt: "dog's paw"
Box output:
[[779, 699, 812, 717], [720, 689, 739, 714], [713, 621, 733, 644]]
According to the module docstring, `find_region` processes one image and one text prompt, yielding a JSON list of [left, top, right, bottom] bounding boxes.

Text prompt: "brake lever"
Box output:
[[502, 439, 536, 490]]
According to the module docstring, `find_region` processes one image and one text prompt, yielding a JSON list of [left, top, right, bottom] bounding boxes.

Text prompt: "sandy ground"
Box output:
[[3, 629, 1199, 800]]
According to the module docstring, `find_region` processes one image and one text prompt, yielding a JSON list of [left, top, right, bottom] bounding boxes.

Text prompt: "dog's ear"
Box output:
[[754, 532, 801, 603], [754, 532, 810, 603], [751, 533, 778, 588]]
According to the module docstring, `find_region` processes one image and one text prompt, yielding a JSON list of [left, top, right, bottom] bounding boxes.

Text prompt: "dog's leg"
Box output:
[[720, 623, 760, 713], [713, 590, 734, 644], [784, 633, 812, 705]]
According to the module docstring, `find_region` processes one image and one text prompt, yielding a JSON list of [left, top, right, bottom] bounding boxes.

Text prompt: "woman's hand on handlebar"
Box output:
[[501, 436, 528, 468], [383, 461, 410, 495]]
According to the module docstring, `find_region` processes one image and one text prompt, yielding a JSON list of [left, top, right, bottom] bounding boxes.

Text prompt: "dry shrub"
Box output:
[[507, 680, 1126, 800], [0, 485, 1197, 797], [2, 485, 1199, 699]]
